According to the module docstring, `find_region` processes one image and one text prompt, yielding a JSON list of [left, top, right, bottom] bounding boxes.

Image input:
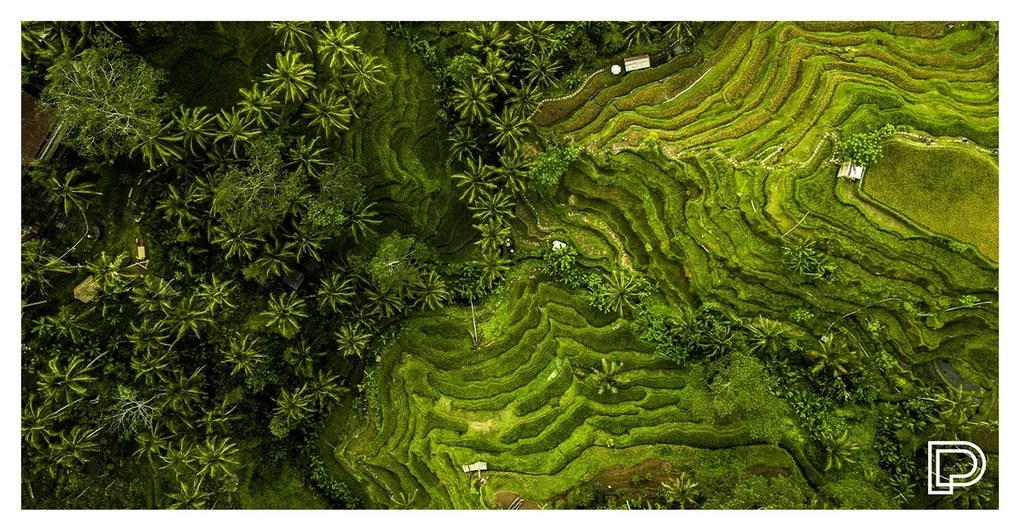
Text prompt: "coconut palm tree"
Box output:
[[272, 385, 315, 434], [262, 291, 308, 338], [52, 425, 101, 469], [412, 270, 451, 310], [478, 250, 510, 288], [524, 52, 561, 90], [238, 83, 280, 129], [168, 476, 210, 509], [488, 107, 530, 152], [196, 436, 240, 479], [452, 77, 495, 124], [665, 22, 694, 46], [130, 348, 174, 386], [46, 305, 94, 344], [447, 124, 482, 163], [307, 370, 346, 411], [344, 52, 386, 99], [466, 22, 511, 57], [46, 168, 100, 217], [806, 340, 853, 380], [131, 121, 184, 169], [598, 270, 643, 316], [270, 21, 314, 52], [660, 473, 700, 509], [158, 368, 207, 424], [127, 318, 171, 354], [347, 198, 381, 242], [199, 400, 238, 437], [173, 106, 217, 157], [515, 21, 555, 54], [301, 89, 353, 139], [222, 334, 265, 378], [130, 276, 178, 315], [365, 283, 405, 319], [20, 241, 74, 294], [287, 136, 327, 178], [214, 107, 259, 158], [196, 275, 236, 315], [317, 22, 361, 72], [335, 321, 373, 358], [475, 217, 511, 256], [318, 271, 357, 312], [623, 21, 659, 49], [171, 295, 215, 340], [283, 338, 324, 378], [157, 185, 199, 231], [469, 188, 515, 224], [497, 150, 530, 197], [210, 223, 260, 261], [22, 396, 63, 450], [284, 222, 327, 262], [86, 251, 131, 295], [247, 242, 296, 283], [782, 241, 832, 280], [506, 80, 543, 117], [478, 53, 513, 95], [589, 357, 623, 395], [452, 157, 496, 204], [263, 50, 317, 104], [820, 429, 859, 471], [746, 316, 784, 357]]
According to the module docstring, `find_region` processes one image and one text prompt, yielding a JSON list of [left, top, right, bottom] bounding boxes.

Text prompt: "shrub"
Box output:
[[833, 124, 896, 166], [528, 145, 581, 198]]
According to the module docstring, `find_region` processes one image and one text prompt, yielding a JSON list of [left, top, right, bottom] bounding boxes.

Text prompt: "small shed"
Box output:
[[283, 270, 305, 290], [624, 55, 651, 72], [462, 461, 488, 473], [837, 162, 865, 181], [134, 238, 146, 261], [73, 275, 100, 303], [552, 240, 567, 251]]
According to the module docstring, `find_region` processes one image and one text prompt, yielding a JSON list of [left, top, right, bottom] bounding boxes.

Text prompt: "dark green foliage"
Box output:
[[528, 145, 580, 198], [833, 124, 896, 166], [213, 134, 306, 234]]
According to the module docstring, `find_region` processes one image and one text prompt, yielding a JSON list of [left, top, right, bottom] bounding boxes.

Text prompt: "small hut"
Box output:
[[134, 238, 146, 261], [73, 275, 100, 303], [836, 161, 865, 181], [283, 270, 305, 290], [623, 55, 651, 72]]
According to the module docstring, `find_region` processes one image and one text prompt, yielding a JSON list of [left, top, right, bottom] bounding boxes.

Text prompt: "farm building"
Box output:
[[73, 275, 100, 303], [624, 55, 651, 72], [461, 461, 487, 473], [21, 90, 63, 169], [283, 270, 305, 290], [837, 161, 866, 180]]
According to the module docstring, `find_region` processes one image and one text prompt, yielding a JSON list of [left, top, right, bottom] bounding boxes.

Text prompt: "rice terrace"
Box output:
[[20, 20, 997, 510]]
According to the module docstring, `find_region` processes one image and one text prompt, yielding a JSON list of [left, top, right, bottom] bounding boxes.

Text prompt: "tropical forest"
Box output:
[[20, 20, 998, 509]]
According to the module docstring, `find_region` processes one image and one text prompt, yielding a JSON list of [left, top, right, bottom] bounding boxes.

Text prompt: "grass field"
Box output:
[[863, 139, 998, 260], [325, 21, 998, 509]]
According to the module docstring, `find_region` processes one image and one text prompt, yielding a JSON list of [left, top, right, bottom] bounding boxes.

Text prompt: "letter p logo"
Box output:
[[928, 441, 986, 495]]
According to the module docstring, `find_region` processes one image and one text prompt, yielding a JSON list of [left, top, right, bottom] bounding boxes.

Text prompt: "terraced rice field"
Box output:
[[325, 21, 998, 508]]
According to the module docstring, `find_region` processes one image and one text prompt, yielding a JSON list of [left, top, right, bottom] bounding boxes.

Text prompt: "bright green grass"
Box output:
[[863, 139, 998, 260], [238, 461, 330, 509]]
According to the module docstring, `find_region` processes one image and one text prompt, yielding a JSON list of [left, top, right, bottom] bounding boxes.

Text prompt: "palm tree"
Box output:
[[127, 318, 171, 354], [524, 52, 561, 90], [344, 52, 386, 99], [21, 241, 74, 294], [598, 270, 642, 316], [469, 188, 515, 224], [196, 436, 240, 479], [131, 121, 185, 169], [270, 21, 314, 52], [284, 224, 327, 262], [196, 275, 236, 315], [130, 348, 174, 386], [307, 370, 346, 411], [199, 400, 238, 436], [589, 357, 623, 395], [697, 322, 735, 359], [156, 185, 199, 231], [238, 83, 280, 129], [160, 437, 201, 474], [316, 22, 361, 72], [488, 108, 530, 152], [347, 198, 381, 242], [173, 106, 217, 157], [447, 124, 481, 163], [272, 386, 315, 436], [506, 81, 543, 118], [222, 334, 265, 378], [622, 21, 659, 49], [210, 223, 260, 261], [475, 217, 511, 256], [660, 473, 700, 509], [478, 250, 510, 288], [365, 283, 404, 319], [46, 305, 94, 344], [171, 295, 214, 340], [130, 276, 177, 315], [301, 89, 353, 139], [782, 241, 832, 280], [478, 53, 512, 95], [214, 108, 259, 158], [466, 22, 511, 57], [22, 396, 63, 450], [262, 291, 309, 338], [665, 22, 694, 46], [820, 429, 859, 471], [318, 271, 357, 312], [412, 270, 451, 310], [497, 150, 530, 197], [452, 157, 497, 204], [246, 241, 296, 283], [46, 168, 100, 217], [287, 136, 327, 178], [452, 77, 495, 124], [515, 21, 555, 54], [806, 340, 853, 380], [263, 50, 317, 104], [168, 476, 210, 509], [87, 251, 131, 295], [746, 316, 784, 357], [158, 368, 207, 420], [52, 425, 101, 469]]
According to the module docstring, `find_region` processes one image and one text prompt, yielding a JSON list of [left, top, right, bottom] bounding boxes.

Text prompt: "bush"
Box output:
[[833, 124, 896, 166], [528, 145, 581, 198]]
